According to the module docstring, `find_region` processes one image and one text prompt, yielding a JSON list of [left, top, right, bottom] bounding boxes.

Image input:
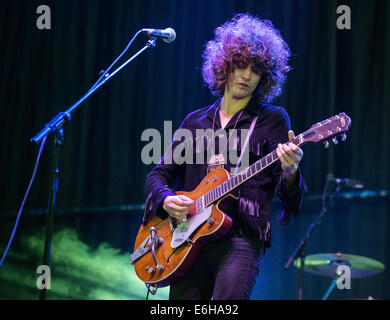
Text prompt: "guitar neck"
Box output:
[[199, 111, 351, 208], [203, 134, 304, 207]]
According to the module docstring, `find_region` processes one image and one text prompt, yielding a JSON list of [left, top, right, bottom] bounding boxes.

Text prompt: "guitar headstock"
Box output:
[[301, 112, 352, 146]]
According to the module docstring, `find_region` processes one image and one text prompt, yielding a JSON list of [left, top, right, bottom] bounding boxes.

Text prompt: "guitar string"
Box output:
[[206, 135, 303, 205], [152, 117, 321, 231], [150, 118, 346, 232]]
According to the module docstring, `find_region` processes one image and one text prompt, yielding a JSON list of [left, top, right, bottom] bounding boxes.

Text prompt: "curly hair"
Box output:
[[202, 13, 291, 103]]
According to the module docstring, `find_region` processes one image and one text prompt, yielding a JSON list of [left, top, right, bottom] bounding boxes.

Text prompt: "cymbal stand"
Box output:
[[284, 180, 342, 300], [322, 271, 342, 300]]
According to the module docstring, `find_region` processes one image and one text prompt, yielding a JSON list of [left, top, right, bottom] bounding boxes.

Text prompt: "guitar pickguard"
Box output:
[[170, 205, 213, 248]]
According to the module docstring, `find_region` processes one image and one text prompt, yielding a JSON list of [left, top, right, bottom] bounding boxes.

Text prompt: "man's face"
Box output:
[[225, 65, 261, 99]]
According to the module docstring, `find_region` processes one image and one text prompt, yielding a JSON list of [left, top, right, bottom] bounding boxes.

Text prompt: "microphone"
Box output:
[[142, 27, 176, 43], [332, 178, 364, 189]]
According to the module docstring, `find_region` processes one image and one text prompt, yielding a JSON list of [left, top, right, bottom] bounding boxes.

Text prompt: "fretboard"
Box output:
[[203, 135, 302, 207]]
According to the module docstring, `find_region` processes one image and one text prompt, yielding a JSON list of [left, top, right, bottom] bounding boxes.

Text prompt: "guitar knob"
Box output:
[[207, 218, 214, 225], [323, 141, 330, 149], [341, 133, 347, 141], [148, 267, 155, 274], [156, 264, 165, 271], [332, 138, 338, 145]]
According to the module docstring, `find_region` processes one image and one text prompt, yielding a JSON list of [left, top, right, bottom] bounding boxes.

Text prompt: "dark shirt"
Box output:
[[143, 97, 306, 251]]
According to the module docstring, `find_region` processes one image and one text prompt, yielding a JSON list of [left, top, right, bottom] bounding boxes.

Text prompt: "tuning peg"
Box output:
[[323, 141, 330, 149], [332, 137, 338, 145], [341, 133, 347, 141]]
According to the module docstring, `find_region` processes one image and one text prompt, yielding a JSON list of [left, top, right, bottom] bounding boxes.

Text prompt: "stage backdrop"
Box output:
[[0, 0, 389, 300]]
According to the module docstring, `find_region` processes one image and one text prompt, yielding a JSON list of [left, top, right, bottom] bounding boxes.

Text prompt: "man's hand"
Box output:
[[163, 195, 194, 220], [276, 130, 303, 185]]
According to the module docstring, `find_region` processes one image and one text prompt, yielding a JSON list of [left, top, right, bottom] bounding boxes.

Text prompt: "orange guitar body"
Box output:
[[132, 167, 235, 287]]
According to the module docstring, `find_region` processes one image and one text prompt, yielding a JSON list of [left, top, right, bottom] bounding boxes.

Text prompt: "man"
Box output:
[[143, 13, 306, 299]]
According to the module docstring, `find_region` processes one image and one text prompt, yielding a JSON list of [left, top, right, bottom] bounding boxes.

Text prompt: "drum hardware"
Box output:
[[293, 252, 385, 300], [284, 176, 369, 300]]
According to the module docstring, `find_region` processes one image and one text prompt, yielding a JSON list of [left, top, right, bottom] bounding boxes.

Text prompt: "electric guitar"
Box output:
[[131, 112, 351, 287]]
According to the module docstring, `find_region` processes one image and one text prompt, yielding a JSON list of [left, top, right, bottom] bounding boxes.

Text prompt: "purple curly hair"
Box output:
[[202, 13, 291, 103]]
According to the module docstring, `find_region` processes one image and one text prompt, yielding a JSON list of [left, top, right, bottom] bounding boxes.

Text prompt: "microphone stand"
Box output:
[[283, 180, 342, 300], [31, 36, 157, 300], [38, 128, 63, 300]]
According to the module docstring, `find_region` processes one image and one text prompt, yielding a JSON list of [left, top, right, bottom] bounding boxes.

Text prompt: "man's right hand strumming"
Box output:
[[163, 195, 194, 220]]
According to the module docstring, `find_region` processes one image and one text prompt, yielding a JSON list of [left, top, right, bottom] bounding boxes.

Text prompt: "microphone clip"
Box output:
[[146, 37, 157, 48]]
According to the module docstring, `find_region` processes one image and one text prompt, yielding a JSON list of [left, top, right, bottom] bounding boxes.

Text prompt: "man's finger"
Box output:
[[166, 202, 189, 212], [288, 130, 295, 141], [279, 144, 301, 167], [281, 143, 299, 160], [287, 142, 303, 155], [170, 211, 187, 220], [288, 142, 299, 152], [277, 146, 293, 166], [172, 197, 193, 207], [177, 195, 194, 203], [286, 143, 303, 160]]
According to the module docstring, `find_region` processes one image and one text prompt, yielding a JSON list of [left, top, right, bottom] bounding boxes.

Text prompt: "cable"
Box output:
[[0, 135, 48, 268], [145, 283, 158, 300]]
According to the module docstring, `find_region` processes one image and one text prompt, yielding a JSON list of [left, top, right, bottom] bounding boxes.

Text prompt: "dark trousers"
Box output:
[[169, 236, 263, 300]]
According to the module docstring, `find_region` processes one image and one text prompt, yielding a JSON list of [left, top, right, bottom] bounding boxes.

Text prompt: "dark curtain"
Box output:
[[0, 0, 389, 299]]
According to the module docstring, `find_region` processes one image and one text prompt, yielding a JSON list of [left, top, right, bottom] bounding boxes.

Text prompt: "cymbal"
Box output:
[[293, 252, 385, 278]]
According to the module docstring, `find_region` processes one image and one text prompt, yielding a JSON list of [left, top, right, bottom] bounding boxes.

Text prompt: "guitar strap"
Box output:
[[233, 114, 259, 175], [142, 112, 259, 225]]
